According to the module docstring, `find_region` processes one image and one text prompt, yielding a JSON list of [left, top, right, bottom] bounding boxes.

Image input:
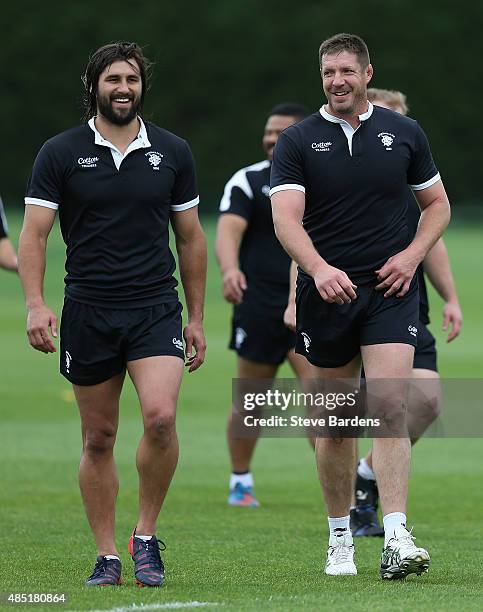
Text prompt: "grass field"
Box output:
[[1, 213, 482, 611]]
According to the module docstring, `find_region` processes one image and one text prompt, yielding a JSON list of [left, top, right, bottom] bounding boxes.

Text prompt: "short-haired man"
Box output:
[[351, 88, 463, 537], [0, 196, 18, 272], [216, 103, 313, 507], [271, 33, 450, 579], [18, 42, 207, 587]]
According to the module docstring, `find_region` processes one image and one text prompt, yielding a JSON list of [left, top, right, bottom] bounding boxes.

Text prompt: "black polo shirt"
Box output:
[[270, 103, 440, 286], [0, 197, 8, 239], [219, 160, 290, 308], [25, 117, 199, 308]]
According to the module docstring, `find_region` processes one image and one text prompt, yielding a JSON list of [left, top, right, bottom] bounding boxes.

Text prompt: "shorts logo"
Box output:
[[172, 338, 184, 351], [78, 156, 99, 168], [146, 151, 164, 170], [408, 325, 418, 337], [311, 142, 332, 152], [235, 327, 247, 349], [65, 351, 72, 374], [378, 132, 395, 151], [261, 185, 270, 197], [301, 332, 311, 353]]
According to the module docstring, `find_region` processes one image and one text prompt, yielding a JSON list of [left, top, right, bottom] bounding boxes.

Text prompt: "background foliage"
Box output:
[[2, 1, 482, 211]]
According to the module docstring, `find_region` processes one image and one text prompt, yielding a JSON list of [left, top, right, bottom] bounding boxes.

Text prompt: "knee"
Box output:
[[422, 393, 442, 423], [370, 395, 408, 434], [143, 410, 176, 446], [83, 427, 117, 456]]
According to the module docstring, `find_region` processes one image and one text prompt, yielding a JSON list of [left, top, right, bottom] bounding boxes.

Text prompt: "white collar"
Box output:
[[88, 116, 151, 149], [319, 102, 374, 126]]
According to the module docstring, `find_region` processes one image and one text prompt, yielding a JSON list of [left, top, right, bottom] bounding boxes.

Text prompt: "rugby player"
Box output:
[[270, 33, 451, 579], [215, 103, 313, 507], [351, 88, 463, 537], [18, 42, 207, 587], [0, 196, 18, 272]]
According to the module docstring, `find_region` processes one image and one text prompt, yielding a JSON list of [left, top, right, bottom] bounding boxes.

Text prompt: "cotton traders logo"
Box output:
[[408, 325, 418, 338], [378, 132, 395, 151], [261, 185, 270, 197], [311, 141, 332, 152], [172, 337, 184, 351], [78, 156, 99, 168], [146, 151, 164, 170], [301, 332, 311, 353]]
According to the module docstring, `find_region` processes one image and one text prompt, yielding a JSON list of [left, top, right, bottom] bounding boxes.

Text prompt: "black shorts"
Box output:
[[60, 298, 184, 386], [414, 322, 438, 372], [295, 277, 419, 368], [229, 301, 295, 365]]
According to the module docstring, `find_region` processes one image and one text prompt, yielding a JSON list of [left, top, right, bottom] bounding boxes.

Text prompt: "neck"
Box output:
[[325, 100, 369, 129], [94, 114, 140, 153]]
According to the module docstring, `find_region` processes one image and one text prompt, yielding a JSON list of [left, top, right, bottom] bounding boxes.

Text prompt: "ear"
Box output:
[[366, 63, 374, 84]]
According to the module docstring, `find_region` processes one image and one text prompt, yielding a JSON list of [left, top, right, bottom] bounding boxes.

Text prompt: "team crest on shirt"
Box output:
[[145, 151, 164, 170], [378, 132, 395, 151]]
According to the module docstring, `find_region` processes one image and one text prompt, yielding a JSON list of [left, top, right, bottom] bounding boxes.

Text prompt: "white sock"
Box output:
[[104, 555, 120, 560], [135, 534, 154, 541], [230, 472, 254, 489], [357, 458, 376, 481], [328, 515, 351, 538], [383, 512, 407, 547]]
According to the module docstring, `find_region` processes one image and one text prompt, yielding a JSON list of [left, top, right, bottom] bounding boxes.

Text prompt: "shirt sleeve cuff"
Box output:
[[410, 173, 441, 191], [170, 195, 199, 212], [25, 197, 59, 210], [269, 184, 306, 197]]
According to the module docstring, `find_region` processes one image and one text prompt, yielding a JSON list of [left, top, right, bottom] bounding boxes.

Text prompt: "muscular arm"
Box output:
[[171, 207, 207, 371], [215, 214, 248, 304], [271, 190, 357, 304], [18, 205, 57, 353], [424, 238, 462, 342], [0, 237, 18, 272], [376, 181, 451, 297]]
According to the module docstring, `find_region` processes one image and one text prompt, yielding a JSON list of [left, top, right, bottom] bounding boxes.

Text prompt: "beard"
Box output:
[[97, 92, 141, 126], [331, 89, 366, 115]]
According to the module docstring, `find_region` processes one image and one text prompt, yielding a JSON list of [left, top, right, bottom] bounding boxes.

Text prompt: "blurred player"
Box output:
[[271, 33, 450, 579], [215, 103, 313, 508], [0, 196, 18, 272], [18, 42, 206, 587], [350, 88, 463, 537]]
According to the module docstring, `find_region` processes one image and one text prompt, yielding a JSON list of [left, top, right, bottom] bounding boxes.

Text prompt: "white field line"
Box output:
[[69, 602, 219, 612]]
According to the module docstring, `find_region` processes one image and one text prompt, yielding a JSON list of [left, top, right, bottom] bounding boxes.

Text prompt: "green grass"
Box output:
[[0, 214, 482, 611]]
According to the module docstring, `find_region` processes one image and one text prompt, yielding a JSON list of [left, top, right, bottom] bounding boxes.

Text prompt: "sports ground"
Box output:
[[1, 214, 482, 611]]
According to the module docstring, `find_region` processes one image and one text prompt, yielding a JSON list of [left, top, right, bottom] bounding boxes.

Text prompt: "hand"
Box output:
[[375, 249, 421, 298], [442, 301, 463, 343], [26, 304, 58, 353], [283, 302, 296, 331], [183, 320, 206, 373], [222, 268, 247, 304], [313, 264, 357, 304]]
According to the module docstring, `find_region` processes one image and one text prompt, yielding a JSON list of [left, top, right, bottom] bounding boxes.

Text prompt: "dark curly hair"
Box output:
[[82, 41, 153, 121]]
